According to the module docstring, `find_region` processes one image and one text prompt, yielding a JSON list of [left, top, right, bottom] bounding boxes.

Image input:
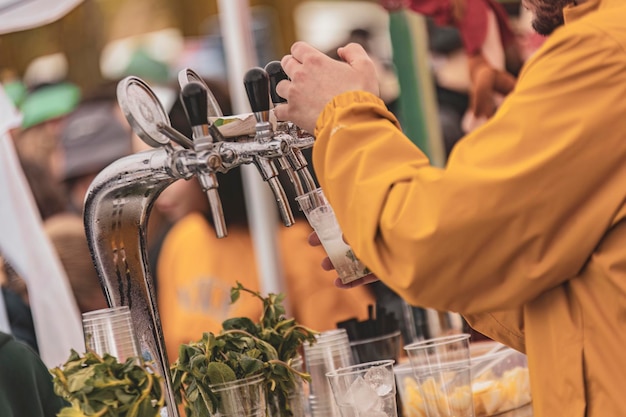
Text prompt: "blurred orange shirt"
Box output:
[[157, 212, 376, 363]]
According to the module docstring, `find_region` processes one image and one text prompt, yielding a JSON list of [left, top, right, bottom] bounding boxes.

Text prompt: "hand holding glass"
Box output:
[[296, 188, 370, 284]]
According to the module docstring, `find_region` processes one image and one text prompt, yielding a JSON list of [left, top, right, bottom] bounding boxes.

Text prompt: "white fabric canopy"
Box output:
[[0, 85, 84, 367], [0, 84, 22, 336], [0, 0, 82, 35]]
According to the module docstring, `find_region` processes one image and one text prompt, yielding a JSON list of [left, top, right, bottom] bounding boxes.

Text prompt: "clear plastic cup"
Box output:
[[350, 331, 403, 364], [326, 359, 398, 417], [82, 306, 140, 363], [404, 334, 474, 417], [295, 188, 370, 284], [268, 355, 308, 417], [304, 329, 355, 417], [209, 373, 267, 417]]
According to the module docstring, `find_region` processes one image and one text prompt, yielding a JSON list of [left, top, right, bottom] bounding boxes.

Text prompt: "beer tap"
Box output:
[[83, 70, 320, 417], [83, 76, 201, 417], [265, 61, 317, 194], [180, 81, 228, 238], [178, 68, 226, 143], [243, 67, 295, 227]]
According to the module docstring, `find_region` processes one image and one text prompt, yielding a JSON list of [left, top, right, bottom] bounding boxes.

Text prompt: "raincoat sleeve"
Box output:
[[311, 22, 626, 316]]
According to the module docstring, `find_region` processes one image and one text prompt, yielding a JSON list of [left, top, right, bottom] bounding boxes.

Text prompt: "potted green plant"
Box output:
[[171, 282, 318, 417], [50, 350, 164, 417]]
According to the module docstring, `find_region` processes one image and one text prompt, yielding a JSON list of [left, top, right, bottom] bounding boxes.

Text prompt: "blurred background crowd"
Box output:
[[0, 0, 547, 367]]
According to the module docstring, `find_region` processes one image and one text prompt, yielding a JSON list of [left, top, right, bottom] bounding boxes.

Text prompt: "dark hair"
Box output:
[[19, 158, 68, 220]]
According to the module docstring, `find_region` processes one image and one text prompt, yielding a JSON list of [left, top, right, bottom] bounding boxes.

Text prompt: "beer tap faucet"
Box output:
[[180, 82, 228, 238], [83, 70, 319, 417], [243, 67, 295, 227], [265, 61, 317, 194]]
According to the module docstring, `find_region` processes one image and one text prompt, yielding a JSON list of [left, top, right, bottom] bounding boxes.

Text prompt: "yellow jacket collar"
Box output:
[[564, 0, 621, 23]]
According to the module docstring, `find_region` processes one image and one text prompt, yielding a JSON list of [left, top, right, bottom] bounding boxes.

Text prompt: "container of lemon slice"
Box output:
[[394, 343, 531, 417], [470, 344, 531, 416]]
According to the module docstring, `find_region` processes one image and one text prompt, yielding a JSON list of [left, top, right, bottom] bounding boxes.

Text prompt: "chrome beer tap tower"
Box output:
[[83, 64, 315, 417]]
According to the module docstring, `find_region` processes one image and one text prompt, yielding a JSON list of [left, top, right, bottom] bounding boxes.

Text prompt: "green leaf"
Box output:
[[171, 282, 319, 417], [222, 317, 257, 334], [51, 352, 163, 417], [206, 362, 236, 385]]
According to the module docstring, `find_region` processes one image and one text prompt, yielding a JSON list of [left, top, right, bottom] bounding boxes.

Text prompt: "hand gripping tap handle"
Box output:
[[265, 60, 288, 105], [180, 82, 228, 238], [264, 61, 317, 194], [244, 67, 295, 227]]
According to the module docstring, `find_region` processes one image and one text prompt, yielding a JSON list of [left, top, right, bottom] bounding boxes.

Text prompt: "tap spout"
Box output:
[[84, 148, 189, 417]]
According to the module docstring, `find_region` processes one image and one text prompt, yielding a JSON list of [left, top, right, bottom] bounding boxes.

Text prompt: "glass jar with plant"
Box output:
[[171, 282, 318, 417]]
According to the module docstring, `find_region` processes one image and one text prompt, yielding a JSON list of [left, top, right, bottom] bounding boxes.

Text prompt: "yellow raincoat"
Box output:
[[312, 0, 626, 415]]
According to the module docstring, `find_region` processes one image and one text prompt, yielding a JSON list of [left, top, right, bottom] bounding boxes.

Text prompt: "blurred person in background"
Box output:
[[0, 255, 38, 353], [43, 213, 108, 314], [13, 53, 81, 175], [18, 158, 68, 221], [155, 91, 376, 363], [12, 81, 81, 178], [52, 85, 134, 214], [0, 330, 66, 417], [381, 0, 522, 132]]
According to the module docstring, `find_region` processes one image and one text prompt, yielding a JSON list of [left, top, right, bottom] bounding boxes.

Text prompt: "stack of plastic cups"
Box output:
[[304, 329, 355, 417], [82, 306, 140, 363]]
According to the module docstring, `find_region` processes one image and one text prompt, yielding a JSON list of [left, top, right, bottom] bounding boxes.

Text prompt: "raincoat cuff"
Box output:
[[314, 91, 386, 136]]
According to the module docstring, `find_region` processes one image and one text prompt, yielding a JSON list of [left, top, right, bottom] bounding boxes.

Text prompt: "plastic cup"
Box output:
[[268, 356, 308, 417], [295, 188, 369, 284], [304, 329, 355, 417], [326, 359, 398, 417], [393, 362, 420, 417], [82, 306, 140, 363], [209, 373, 267, 417], [350, 331, 402, 364], [404, 334, 474, 417]]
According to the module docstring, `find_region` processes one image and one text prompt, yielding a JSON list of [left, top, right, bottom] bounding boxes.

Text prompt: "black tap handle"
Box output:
[[180, 81, 208, 127], [244, 67, 270, 113], [264, 61, 288, 105]]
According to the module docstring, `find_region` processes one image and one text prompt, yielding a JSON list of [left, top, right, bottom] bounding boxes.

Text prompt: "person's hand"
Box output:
[[468, 53, 516, 119], [275, 41, 380, 133], [307, 231, 379, 289]]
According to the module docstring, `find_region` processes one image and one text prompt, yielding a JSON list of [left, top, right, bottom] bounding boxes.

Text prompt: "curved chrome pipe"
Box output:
[[84, 147, 187, 417]]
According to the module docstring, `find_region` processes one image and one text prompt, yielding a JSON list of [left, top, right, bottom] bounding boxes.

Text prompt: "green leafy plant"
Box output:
[[50, 350, 164, 417], [171, 282, 318, 417]]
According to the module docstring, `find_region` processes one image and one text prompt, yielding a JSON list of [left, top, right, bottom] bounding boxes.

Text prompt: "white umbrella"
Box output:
[[0, 85, 84, 367], [0, 0, 82, 35]]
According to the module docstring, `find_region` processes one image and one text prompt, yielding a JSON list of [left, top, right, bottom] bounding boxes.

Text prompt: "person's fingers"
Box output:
[[337, 43, 380, 96], [337, 43, 373, 71], [307, 231, 321, 246], [280, 54, 297, 78], [274, 78, 290, 121], [321, 257, 334, 271], [273, 102, 288, 121], [334, 274, 379, 289], [290, 41, 318, 65]]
